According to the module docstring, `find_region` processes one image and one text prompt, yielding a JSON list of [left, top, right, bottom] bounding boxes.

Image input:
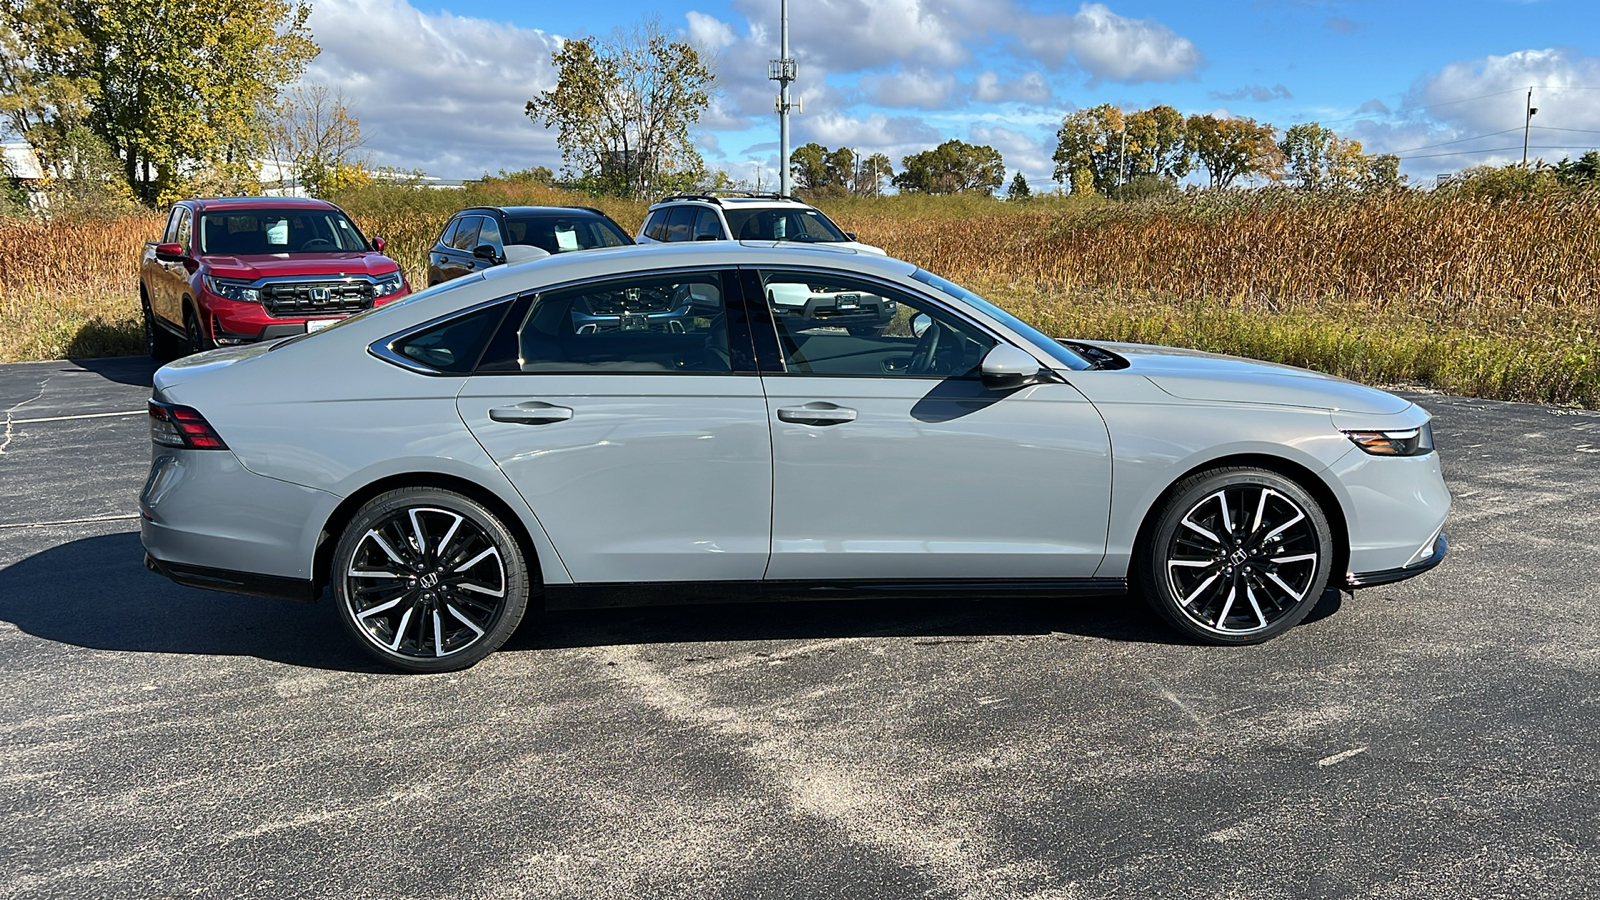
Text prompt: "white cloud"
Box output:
[[969, 124, 1054, 185], [973, 71, 1052, 104], [801, 111, 945, 162], [729, 0, 969, 72], [686, 11, 737, 49], [862, 70, 964, 109], [304, 0, 562, 178], [1017, 3, 1203, 84]]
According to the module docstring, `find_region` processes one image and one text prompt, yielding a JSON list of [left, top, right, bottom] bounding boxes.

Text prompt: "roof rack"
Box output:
[[655, 190, 795, 205]]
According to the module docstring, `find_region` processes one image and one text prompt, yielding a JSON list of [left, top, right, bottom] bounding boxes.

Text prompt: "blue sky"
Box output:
[[302, 0, 1600, 188]]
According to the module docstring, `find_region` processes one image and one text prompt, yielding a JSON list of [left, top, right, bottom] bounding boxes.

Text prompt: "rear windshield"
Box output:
[[724, 207, 848, 242], [503, 215, 632, 253], [199, 209, 368, 254]]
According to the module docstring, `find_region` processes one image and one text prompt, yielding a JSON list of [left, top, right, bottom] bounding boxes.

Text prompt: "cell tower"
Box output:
[[767, 0, 799, 196]]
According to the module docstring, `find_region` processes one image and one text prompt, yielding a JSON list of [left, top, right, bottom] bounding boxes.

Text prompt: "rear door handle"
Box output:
[[776, 403, 857, 426], [489, 401, 573, 425]]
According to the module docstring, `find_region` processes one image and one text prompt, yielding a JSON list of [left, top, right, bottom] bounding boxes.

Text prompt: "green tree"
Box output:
[[1185, 114, 1282, 188], [1124, 104, 1191, 182], [789, 142, 831, 192], [1279, 123, 1336, 189], [855, 152, 891, 196], [893, 139, 1005, 194], [0, 0, 95, 179], [1052, 104, 1124, 195], [1005, 171, 1031, 201], [1553, 151, 1600, 187], [526, 19, 714, 199], [2, 0, 317, 205]]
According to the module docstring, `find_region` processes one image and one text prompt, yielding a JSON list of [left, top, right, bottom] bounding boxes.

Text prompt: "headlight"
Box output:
[[202, 276, 260, 303], [1343, 421, 1434, 456], [374, 272, 405, 298]]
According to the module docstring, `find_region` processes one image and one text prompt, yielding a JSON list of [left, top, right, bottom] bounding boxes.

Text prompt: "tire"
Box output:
[[1135, 467, 1333, 645], [331, 488, 531, 673], [143, 291, 180, 361], [183, 304, 213, 356]]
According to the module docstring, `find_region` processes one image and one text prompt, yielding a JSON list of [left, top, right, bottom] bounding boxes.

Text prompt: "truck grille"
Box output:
[[260, 280, 375, 318]]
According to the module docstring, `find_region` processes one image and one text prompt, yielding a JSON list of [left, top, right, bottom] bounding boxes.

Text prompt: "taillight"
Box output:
[[148, 400, 229, 450]]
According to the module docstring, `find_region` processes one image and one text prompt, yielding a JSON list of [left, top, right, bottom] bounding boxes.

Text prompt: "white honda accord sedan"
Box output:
[[141, 242, 1450, 672]]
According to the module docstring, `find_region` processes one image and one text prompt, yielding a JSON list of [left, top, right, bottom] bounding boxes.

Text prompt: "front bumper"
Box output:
[[1346, 533, 1448, 589], [204, 288, 410, 345]]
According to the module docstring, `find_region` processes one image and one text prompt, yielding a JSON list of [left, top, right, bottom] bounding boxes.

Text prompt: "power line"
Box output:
[[1532, 125, 1600, 136], [1398, 144, 1600, 161], [1390, 128, 1521, 155]]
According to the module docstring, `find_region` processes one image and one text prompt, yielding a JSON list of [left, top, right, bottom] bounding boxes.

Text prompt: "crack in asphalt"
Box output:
[[0, 375, 51, 456]]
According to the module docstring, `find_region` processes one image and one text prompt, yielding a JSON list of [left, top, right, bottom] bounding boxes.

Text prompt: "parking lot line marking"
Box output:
[[10, 410, 146, 424], [0, 513, 140, 530], [1317, 746, 1369, 767]]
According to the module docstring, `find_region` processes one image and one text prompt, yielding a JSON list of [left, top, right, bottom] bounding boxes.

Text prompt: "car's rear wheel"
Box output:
[[1137, 467, 1333, 644], [332, 488, 530, 673]]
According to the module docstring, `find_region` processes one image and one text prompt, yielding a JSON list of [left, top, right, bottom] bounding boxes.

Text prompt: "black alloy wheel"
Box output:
[[144, 293, 177, 361], [1138, 467, 1333, 644], [332, 488, 530, 673]]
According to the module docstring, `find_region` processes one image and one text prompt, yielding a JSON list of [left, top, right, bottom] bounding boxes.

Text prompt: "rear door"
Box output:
[[747, 267, 1113, 581], [457, 268, 772, 583]]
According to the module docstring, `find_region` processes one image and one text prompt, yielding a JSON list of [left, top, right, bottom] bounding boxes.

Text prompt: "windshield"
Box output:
[[724, 207, 848, 242], [910, 269, 1092, 371], [503, 215, 632, 253], [199, 208, 369, 255]]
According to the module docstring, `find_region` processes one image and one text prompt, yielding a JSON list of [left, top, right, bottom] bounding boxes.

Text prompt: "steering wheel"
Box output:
[[907, 319, 944, 376], [300, 238, 334, 250]]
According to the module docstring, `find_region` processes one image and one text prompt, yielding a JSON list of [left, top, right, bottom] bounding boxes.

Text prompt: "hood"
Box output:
[[152, 341, 278, 397], [1087, 341, 1412, 415], [199, 252, 401, 280]]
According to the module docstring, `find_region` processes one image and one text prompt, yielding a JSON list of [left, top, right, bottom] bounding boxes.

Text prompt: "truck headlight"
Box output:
[[202, 276, 260, 303], [374, 272, 405, 298]]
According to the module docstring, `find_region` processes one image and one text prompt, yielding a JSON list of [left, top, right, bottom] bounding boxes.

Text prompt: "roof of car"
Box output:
[[649, 193, 813, 209], [477, 240, 912, 292], [460, 205, 615, 218], [189, 196, 340, 212]]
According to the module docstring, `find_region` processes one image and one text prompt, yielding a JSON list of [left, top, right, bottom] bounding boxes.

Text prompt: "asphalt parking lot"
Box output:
[[1, 356, 1597, 900]]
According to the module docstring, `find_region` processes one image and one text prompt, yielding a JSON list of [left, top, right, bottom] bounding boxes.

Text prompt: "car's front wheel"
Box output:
[[1137, 467, 1333, 644], [183, 305, 213, 356], [332, 488, 531, 672]]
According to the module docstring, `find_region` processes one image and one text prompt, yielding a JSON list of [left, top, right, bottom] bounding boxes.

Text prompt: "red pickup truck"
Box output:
[[140, 196, 411, 358]]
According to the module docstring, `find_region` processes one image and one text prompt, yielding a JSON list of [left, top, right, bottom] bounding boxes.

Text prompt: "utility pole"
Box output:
[[1118, 127, 1127, 200], [1523, 87, 1539, 167], [768, 0, 798, 197]]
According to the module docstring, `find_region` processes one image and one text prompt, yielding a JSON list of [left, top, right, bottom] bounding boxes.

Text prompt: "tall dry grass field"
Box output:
[[4, 188, 1598, 407]]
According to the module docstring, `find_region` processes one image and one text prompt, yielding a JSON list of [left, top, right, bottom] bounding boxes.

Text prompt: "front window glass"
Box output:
[[449, 216, 483, 252], [693, 208, 724, 240], [175, 209, 193, 253], [759, 271, 995, 378], [477, 217, 504, 254], [198, 208, 368, 254], [487, 273, 730, 374], [910, 269, 1091, 371], [725, 208, 848, 242], [503, 215, 632, 253]]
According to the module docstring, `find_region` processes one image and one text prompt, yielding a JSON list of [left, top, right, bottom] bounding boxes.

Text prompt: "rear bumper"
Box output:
[[1346, 533, 1448, 589], [144, 553, 319, 602]]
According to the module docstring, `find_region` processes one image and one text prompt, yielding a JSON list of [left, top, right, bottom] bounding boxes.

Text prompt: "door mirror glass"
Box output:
[[980, 344, 1048, 391], [910, 313, 932, 338]]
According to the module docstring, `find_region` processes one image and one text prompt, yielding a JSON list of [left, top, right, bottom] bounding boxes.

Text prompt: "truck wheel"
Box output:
[[184, 305, 213, 356], [143, 293, 178, 361]]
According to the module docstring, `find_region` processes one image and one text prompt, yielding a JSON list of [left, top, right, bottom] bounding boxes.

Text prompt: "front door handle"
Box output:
[[776, 403, 857, 426], [489, 401, 573, 425]]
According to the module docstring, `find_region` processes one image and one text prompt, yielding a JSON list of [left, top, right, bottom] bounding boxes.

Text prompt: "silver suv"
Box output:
[[638, 193, 892, 332]]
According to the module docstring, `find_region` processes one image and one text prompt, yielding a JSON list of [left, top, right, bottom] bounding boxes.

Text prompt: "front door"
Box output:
[[458, 269, 771, 583], [750, 268, 1113, 581]]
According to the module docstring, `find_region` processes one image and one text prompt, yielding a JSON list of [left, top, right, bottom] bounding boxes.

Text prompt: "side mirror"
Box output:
[[154, 242, 186, 262], [370, 236, 387, 253], [473, 244, 502, 263], [911, 313, 932, 338], [845, 231, 858, 241], [980, 344, 1051, 391]]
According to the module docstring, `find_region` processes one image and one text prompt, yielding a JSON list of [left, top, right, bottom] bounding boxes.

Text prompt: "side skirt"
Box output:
[[543, 578, 1127, 611]]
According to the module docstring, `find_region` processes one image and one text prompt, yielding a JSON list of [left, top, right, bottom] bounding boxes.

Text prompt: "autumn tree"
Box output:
[[1123, 104, 1191, 182], [526, 20, 714, 199], [1280, 123, 1399, 191], [1052, 104, 1125, 195], [1, 0, 317, 205], [268, 83, 368, 198], [1185, 115, 1282, 188], [893, 140, 1004, 194]]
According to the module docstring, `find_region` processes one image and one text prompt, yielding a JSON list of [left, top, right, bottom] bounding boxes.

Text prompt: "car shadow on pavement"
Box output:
[[2, 532, 1349, 669], [0, 531, 374, 672], [64, 355, 159, 387]]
